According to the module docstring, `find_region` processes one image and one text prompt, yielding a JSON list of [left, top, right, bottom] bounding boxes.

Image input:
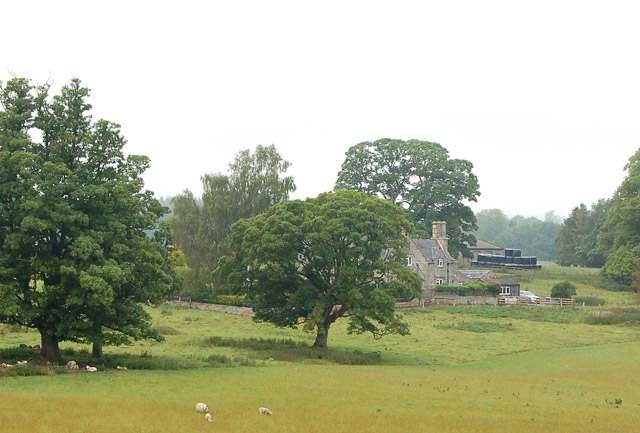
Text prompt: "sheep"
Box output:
[[258, 407, 272, 415], [16, 360, 27, 365], [66, 360, 79, 370], [116, 365, 128, 371], [85, 365, 98, 372], [196, 403, 209, 413], [1, 363, 12, 368], [204, 413, 212, 422]]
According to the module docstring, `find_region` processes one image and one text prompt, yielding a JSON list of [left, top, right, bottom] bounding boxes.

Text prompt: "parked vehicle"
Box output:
[[519, 290, 540, 303]]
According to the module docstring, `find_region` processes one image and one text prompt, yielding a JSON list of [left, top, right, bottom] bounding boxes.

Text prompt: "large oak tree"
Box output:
[[0, 77, 174, 362], [335, 138, 480, 258], [216, 190, 423, 349]]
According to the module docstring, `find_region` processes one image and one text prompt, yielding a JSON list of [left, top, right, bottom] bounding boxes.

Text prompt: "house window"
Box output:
[[501, 286, 511, 295], [437, 259, 444, 267], [435, 279, 444, 285], [407, 256, 413, 267]]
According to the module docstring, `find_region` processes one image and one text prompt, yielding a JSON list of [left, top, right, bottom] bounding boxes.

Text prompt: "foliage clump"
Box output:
[[550, 281, 577, 298], [433, 281, 501, 296]]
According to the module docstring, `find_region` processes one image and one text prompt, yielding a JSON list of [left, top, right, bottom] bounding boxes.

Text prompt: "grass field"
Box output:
[[1, 266, 639, 432]]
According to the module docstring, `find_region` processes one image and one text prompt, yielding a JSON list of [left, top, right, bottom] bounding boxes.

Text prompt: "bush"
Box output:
[[433, 281, 500, 296], [4, 364, 51, 377], [551, 281, 577, 298], [0, 347, 40, 362]]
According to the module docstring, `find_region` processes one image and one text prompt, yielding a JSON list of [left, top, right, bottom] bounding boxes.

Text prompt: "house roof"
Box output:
[[498, 278, 519, 286], [411, 238, 454, 262], [456, 270, 492, 280], [467, 239, 504, 250]]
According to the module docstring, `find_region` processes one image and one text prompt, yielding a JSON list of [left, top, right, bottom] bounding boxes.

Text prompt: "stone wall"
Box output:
[[167, 300, 255, 316]]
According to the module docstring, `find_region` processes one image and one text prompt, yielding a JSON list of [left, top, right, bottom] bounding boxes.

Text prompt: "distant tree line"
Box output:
[[474, 209, 561, 261]]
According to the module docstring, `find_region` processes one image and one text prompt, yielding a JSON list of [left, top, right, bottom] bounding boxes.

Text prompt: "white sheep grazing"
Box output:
[[116, 365, 128, 371], [204, 413, 212, 422], [17, 360, 27, 365], [258, 407, 272, 415], [66, 360, 79, 370], [196, 403, 209, 413], [85, 366, 98, 372], [1, 363, 12, 368]]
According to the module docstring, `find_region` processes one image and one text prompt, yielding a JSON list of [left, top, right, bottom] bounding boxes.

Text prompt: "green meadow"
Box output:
[[1, 266, 640, 432]]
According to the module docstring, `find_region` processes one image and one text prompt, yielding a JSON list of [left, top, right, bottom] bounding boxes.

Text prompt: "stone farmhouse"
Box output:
[[406, 221, 516, 302]]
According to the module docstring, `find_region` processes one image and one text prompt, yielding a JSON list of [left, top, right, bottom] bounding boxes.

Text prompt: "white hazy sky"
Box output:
[[3, 0, 639, 219]]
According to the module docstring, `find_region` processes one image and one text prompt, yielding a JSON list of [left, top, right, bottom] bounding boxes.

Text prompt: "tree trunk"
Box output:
[[312, 322, 330, 349], [92, 343, 103, 359], [39, 329, 62, 363]]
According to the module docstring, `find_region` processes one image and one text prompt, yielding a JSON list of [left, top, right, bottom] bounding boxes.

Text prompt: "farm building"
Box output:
[[451, 269, 494, 285], [406, 221, 455, 300], [458, 240, 504, 267], [406, 222, 520, 304], [497, 278, 520, 296]]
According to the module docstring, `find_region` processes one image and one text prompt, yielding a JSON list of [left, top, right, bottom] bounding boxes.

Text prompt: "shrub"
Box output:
[[4, 364, 50, 377], [551, 281, 577, 298], [433, 281, 500, 296], [0, 347, 40, 362]]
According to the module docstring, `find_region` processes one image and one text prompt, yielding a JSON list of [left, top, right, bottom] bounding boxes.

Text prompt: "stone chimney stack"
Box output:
[[432, 221, 448, 252]]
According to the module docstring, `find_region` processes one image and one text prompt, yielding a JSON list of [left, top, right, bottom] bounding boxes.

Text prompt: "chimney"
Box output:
[[432, 221, 448, 252]]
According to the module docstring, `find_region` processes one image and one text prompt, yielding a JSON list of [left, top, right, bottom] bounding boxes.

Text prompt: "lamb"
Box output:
[[16, 360, 27, 365], [258, 407, 272, 415], [85, 365, 98, 372], [116, 365, 128, 371], [196, 403, 209, 413], [66, 360, 79, 370], [204, 413, 212, 422]]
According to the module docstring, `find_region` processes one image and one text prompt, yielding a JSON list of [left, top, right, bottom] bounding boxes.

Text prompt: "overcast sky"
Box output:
[[3, 0, 639, 219]]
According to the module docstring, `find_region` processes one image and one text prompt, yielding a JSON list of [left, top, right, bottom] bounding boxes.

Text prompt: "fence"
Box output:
[[497, 297, 575, 307]]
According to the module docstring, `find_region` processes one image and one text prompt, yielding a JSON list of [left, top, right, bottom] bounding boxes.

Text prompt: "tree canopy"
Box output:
[[335, 138, 480, 258], [216, 190, 423, 349], [0, 77, 175, 362], [170, 145, 295, 298], [598, 148, 640, 285]]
